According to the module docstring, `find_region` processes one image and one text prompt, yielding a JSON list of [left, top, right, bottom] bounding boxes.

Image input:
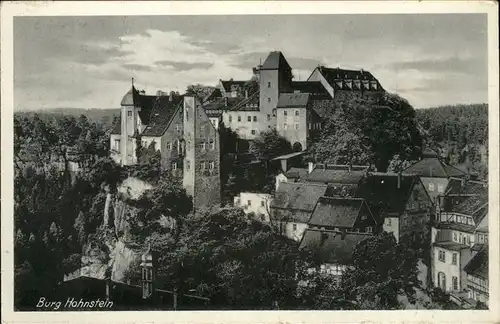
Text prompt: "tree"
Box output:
[[186, 84, 215, 101], [387, 154, 417, 173], [249, 129, 293, 161], [307, 92, 423, 171], [341, 232, 420, 309]]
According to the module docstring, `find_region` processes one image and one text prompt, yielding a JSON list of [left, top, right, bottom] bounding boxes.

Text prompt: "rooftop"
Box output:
[[464, 246, 488, 279], [277, 93, 310, 108], [299, 228, 371, 264], [260, 51, 292, 71], [308, 196, 367, 228], [402, 157, 467, 178], [315, 66, 384, 91], [271, 182, 328, 212], [302, 164, 369, 185]]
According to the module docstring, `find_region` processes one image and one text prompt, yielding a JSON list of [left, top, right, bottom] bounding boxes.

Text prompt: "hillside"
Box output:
[[15, 108, 120, 127]]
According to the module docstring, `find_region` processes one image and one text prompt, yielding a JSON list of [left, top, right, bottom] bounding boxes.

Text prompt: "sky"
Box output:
[[14, 14, 488, 110]]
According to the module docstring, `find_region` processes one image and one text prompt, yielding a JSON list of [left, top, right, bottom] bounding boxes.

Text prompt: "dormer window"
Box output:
[[127, 111, 133, 117]]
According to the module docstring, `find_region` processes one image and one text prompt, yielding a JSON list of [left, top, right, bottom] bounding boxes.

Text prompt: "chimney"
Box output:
[[308, 162, 315, 174], [397, 172, 401, 189]]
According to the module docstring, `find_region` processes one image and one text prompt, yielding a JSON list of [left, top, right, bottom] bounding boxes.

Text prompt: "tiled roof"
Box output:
[[272, 151, 306, 160], [402, 157, 467, 178], [316, 66, 384, 91], [271, 182, 328, 212], [309, 99, 338, 119], [356, 174, 418, 217], [464, 246, 488, 279], [299, 229, 371, 264], [228, 91, 260, 111], [283, 167, 309, 180], [302, 164, 369, 185], [203, 97, 240, 117], [289, 81, 331, 97], [141, 95, 184, 136], [203, 88, 222, 102], [308, 197, 366, 228], [277, 93, 310, 108], [260, 51, 291, 71], [471, 243, 486, 252], [476, 213, 488, 232], [451, 187, 488, 225]]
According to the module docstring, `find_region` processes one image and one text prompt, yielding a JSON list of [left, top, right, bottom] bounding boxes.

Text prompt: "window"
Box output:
[[295, 123, 299, 130], [253, 116, 257, 122], [171, 162, 177, 170], [267, 82, 271, 88], [295, 110, 300, 116], [201, 142, 206, 151], [366, 226, 372, 233], [127, 111, 132, 117], [361, 215, 367, 221], [247, 116, 252, 122], [479, 234, 484, 243], [251, 130, 256, 135], [186, 160, 191, 170], [166, 142, 172, 150], [452, 276, 458, 290], [272, 108, 277, 117], [283, 123, 288, 130], [438, 184, 445, 193], [114, 139, 121, 152], [261, 200, 265, 207], [284, 110, 288, 116], [209, 139, 215, 150], [209, 161, 215, 170], [151, 142, 156, 151], [452, 253, 457, 265], [267, 97, 271, 103], [292, 224, 297, 231], [308, 123, 312, 130], [247, 200, 252, 206], [453, 232, 458, 242], [238, 116, 241, 122], [438, 250, 446, 262], [229, 115, 232, 123], [386, 218, 392, 226], [267, 114, 271, 121], [429, 183, 435, 191], [176, 124, 182, 133], [187, 141, 191, 150]]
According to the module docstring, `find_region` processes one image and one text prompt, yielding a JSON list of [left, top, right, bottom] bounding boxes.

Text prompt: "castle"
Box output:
[[110, 51, 384, 208]]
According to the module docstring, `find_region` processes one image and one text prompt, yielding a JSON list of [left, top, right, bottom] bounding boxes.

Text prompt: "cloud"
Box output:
[[122, 63, 154, 72], [155, 60, 213, 70], [389, 57, 484, 75]]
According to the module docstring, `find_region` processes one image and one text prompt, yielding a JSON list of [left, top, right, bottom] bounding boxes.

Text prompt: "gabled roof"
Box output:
[[271, 182, 328, 212], [308, 197, 367, 228], [302, 164, 369, 185], [289, 81, 331, 97], [356, 174, 419, 217], [402, 157, 467, 178], [464, 246, 488, 279], [437, 222, 475, 234], [451, 189, 488, 225], [299, 229, 371, 264], [277, 93, 310, 108], [141, 95, 184, 137], [315, 66, 384, 91], [260, 51, 292, 71]]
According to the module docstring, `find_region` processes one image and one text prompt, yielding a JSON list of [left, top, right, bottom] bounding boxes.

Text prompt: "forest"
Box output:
[[13, 101, 487, 310]]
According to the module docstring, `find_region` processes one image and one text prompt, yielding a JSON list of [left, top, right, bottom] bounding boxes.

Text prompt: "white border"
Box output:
[[1, 1, 499, 324]]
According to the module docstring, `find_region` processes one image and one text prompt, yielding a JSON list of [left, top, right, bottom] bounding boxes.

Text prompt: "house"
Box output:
[[307, 196, 378, 234], [307, 65, 384, 99], [233, 192, 273, 222], [299, 228, 372, 285], [275, 167, 309, 191], [182, 96, 221, 208], [402, 156, 467, 203], [430, 181, 488, 296], [464, 246, 488, 305], [301, 163, 369, 187], [275, 93, 322, 151], [270, 182, 328, 241], [357, 173, 433, 244]]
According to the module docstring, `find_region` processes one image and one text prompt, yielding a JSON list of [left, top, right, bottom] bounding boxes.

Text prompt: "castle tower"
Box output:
[[119, 86, 141, 165], [140, 244, 155, 299], [182, 96, 221, 209], [258, 51, 293, 129]]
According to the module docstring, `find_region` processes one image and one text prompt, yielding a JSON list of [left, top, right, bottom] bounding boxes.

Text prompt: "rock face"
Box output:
[[65, 177, 154, 284]]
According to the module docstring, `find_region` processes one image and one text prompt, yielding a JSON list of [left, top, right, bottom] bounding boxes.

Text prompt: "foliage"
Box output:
[[307, 92, 423, 171], [387, 154, 417, 173], [249, 128, 293, 161], [186, 84, 215, 101], [341, 232, 420, 309]]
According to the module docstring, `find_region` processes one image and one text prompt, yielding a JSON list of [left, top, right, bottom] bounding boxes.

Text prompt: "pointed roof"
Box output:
[[260, 51, 292, 71], [308, 197, 369, 228], [120, 86, 138, 106], [402, 157, 467, 178]]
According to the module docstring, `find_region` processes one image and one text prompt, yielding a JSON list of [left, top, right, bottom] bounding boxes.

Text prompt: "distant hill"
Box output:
[[15, 108, 120, 127]]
